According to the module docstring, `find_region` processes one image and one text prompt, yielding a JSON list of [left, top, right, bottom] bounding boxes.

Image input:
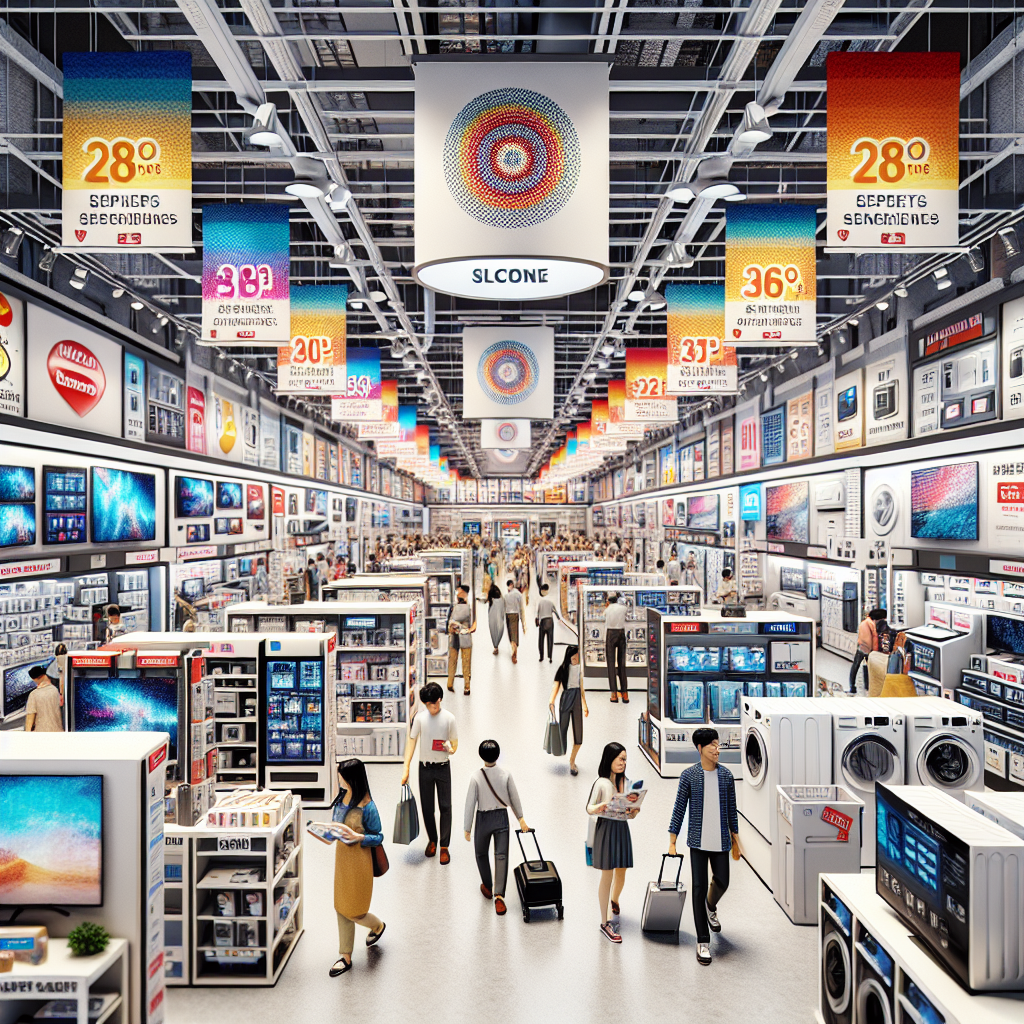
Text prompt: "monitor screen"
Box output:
[[0, 774, 103, 906], [910, 462, 979, 541], [0, 503, 36, 548], [987, 614, 1024, 654], [911, 643, 937, 676], [216, 481, 243, 510], [43, 467, 87, 546], [73, 677, 178, 760], [180, 578, 205, 601], [687, 494, 720, 532], [780, 566, 806, 592], [305, 489, 328, 517], [246, 484, 265, 520], [726, 646, 767, 672], [667, 646, 721, 673], [0, 466, 35, 503], [186, 524, 210, 544], [3, 658, 55, 717], [214, 517, 243, 536], [175, 476, 214, 519], [766, 481, 810, 544], [90, 468, 157, 543]]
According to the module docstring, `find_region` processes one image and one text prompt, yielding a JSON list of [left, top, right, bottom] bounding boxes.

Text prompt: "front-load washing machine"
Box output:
[[830, 698, 904, 866], [855, 921, 897, 1024], [820, 880, 854, 1024], [884, 696, 984, 794]]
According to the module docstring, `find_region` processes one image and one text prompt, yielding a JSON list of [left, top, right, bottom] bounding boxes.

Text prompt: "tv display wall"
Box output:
[[766, 481, 811, 544]]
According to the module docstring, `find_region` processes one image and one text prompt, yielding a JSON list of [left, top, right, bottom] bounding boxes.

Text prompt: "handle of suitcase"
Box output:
[[657, 853, 685, 889], [515, 827, 545, 870]]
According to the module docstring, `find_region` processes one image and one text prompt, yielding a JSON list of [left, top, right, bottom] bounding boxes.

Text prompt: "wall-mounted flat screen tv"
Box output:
[[910, 462, 979, 541], [766, 481, 810, 545], [90, 468, 156, 543]]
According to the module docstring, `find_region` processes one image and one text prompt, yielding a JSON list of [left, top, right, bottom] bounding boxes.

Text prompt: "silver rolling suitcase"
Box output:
[[641, 854, 687, 934]]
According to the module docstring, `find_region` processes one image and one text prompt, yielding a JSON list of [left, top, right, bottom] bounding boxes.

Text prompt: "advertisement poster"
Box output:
[[201, 204, 291, 343], [720, 419, 734, 476], [480, 418, 531, 448], [760, 404, 786, 466], [911, 361, 940, 436], [1002, 294, 1024, 420], [461, 327, 555, 419], [725, 205, 817, 342], [740, 483, 762, 520], [328, 443, 339, 484], [315, 438, 327, 480], [350, 450, 363, 489], [27, 303, 123, 435], [278, 285, 347, 393], [624, 347, 677, 421], [186, 385, 206, 454], [834, 368, 864, 451], [61, 51, 192, 251], [259, 403, 279, 469], [606, 381, 646, 437], [242, 406, 260, 465], [357, 379, 400, 438], [786, 390, 813, 461], [737, 410, 760, 471], [302, 432, 315, 477], [988, 457, 1024, 553], [864, 353, 909, 445], [0, 288, 25, 416], [662, 499, 675, 527], [665, 284, 737, 393], [707, 419, 721, 478], [212, 394, 240, 459], [815, 383, 834, 456], [124, 352, 146, 440], [826, 51, 960, 250], [331, 347, 383, 422], [591, 398, 627, 451]]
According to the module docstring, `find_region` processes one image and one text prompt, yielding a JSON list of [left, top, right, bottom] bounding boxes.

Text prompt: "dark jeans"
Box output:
[[538, 618, 554, 661], [849, 650, 866, 693], [419, 761, 452, 847], [690, 848, 731, 943], [605, 628, 627, 694], [474, 808, 510, 895]]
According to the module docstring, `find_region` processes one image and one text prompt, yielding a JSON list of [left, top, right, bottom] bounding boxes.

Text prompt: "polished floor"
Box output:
[[169, 596, 822, 1023]]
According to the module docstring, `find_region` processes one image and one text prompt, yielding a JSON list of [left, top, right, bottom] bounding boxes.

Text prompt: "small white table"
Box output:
[[0, 937, 128, 1024]]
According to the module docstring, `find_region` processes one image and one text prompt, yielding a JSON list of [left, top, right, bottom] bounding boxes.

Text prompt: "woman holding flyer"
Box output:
[[586, 742, 643, 943]]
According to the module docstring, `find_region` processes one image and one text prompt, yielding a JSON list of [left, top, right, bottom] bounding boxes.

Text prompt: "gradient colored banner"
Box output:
[[376, 405, 419, 455], [606, 381, 647, 437], [826, 52, 960, 249], [277, 285, 347, 393], [357, 379, 399, 437], [666, 284, 737, 393], [725, 205, 817, 343], [62, 51, 192, 251], [591, 399, 625, 451], [330, 347, 383, 421], [624, 348, 678, 421], [201, 204, 291, 343]]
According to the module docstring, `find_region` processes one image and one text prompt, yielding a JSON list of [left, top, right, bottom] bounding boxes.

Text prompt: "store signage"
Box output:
[[216, 835, 252, 852], [90, 554, 107, 569], [764, 621, 798, 633], [739, 484, 761, 520], [821, 806, 853, 842], [47, 339, 107, 417], [0, 979, 81, 995], [0, 288, 26, 416], [201, 204, 291, 344], [669, 622, 704, 633], [826, 51, 960, 250], [277, 285, 347, 393], [607, 381, 647, 437], [761, 405, 786, 466], [178, 544, 219, 560], [137, 654, 179, 667], [413, 62, 609, 300], [787, 391, 813, 460], [989, 559, 1024, 578], [815, 384, 834, 457], [808, 546, 828, 559], [124, 352, 145, 440], [61, 51, 192, 251], [72, 653, 116, 666], [0, 557, 61, 580], [125, 549, 159, 564], [481, 418, 531, 449], [208, 642, 236, 654], [330, 347, 383, 422], [767, 542, 786, 554], [1002, 295, 1024, 421], [271, 487, 285, 516], [665, 284, 736, 393], [186, 385, 206, 454], [624, 348, 678, 421], [725, 205, 816, 342], [923, 312, 984, 358], [461, 327, 554, 420], [865, 354, 909, 445], [737, 413, 759, 470], [834, 368, 864, 451]]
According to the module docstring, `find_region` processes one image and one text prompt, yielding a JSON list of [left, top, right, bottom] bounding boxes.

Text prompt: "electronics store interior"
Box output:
[[2, 4, 1024, 1024]]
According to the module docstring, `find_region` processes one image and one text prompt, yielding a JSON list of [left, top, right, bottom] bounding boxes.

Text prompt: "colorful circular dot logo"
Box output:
[[497, 422, 519, 443], [444, 88, 581, 229], [478, 340, 540, 406]]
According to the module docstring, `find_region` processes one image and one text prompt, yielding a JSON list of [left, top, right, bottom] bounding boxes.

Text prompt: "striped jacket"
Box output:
[[668, 763, 739, 851]]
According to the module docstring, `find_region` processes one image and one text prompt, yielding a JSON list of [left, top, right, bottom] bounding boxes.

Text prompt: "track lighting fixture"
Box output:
[[69, 268, 89, 290], [245, 103, 283, 148], [38, 248, 58, 273], [999, 227, 1020, 258], [1, 227, 25, 257]]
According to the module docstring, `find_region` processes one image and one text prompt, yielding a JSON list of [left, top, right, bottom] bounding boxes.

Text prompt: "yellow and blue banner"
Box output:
[[666, 284, 736, 393]]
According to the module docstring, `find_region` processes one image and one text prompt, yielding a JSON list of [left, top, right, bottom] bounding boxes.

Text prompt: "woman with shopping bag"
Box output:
[[547, 645, 588, 776]]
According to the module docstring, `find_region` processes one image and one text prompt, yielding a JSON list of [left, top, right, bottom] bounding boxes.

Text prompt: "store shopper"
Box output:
[[464, 739, 529, 917], [487, 582, 506, 655], [103, 604, 126, 643], [401, 682, 458, 863], [714, 566, 738, 605], [328, 758, 386, 977], [587, 742, 639, 943], [504, 579, 526, 664], [604, 594, 629, 703], [666, 551, 682, 586], [851, 608, 888, 693], [448, 585, 475, 694], [548, 645, 588, 775], [305, 558, 319, 600], [23, 665, 64, 732], [535, 583, 561, 663], [254, 557, 269, 597], [46, 642, 67, 701], [667, 727, 740, 966]]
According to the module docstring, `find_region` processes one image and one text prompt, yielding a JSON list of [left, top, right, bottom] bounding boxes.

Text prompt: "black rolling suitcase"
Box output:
[[514, 828, 563, 922]]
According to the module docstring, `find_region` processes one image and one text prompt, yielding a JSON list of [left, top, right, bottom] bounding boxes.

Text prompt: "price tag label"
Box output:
[[216, 835, 252, 853]]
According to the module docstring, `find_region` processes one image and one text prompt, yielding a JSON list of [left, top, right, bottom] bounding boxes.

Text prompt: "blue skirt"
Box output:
[[593, 817, 633, 870]]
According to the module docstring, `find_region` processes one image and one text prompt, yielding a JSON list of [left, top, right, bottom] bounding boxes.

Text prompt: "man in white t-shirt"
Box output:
[[401, 682, 459, 863], [504, 579, 526, 664]]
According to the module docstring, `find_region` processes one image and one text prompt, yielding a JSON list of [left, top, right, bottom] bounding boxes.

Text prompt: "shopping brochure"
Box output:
[[306, 821, 360, 844], [603, 780, 647, 821]]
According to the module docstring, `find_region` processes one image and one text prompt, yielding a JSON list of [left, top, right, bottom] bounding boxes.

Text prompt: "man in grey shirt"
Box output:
[[447, 585, 476, 694], [464, 739, 528, 917], [604, 593, 630, 702], [504, 579, 526, 664], [535, 583, 562, 663], [666, 554, 682, 586]]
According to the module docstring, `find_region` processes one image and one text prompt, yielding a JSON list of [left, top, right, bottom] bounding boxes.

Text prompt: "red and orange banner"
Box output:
[[624, 348, 677, 421]]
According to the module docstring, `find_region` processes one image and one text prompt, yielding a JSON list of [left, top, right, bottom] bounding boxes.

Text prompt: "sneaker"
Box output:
[[599, 922, 622, 944], [425, 841, 437, 858], [706, 900, 721, 933], [494, 897, 507, 916], [480, 883, 493, 900], [696, 942, 712, 965], [439, 847, 451, 865]]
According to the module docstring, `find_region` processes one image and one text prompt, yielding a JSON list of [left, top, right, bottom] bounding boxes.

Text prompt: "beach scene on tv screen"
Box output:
[[0, 775, 102, 905]]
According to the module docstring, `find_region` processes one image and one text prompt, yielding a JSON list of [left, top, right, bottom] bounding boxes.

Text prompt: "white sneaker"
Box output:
[[696, 942, 712, 965], [706, 901, 721, 933]]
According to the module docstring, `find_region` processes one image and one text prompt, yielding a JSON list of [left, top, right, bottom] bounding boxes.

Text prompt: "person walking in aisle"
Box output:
[[401, 682, 458, 863], [464, 739, 529, 917], [667, 727, 741, 966], [487, 582, 506, 655], [587, 742, 640, 943], [447, 585, 475, 695], [604, 593, 629, 704], [851, 607, 888, 693], [326, 758, 386, 977], [548, 645, 588, 776], [23, 665, 63, 732], [535, 583, 562, 663], [504, 578, 526, 664], [666, 550, 682, 586]]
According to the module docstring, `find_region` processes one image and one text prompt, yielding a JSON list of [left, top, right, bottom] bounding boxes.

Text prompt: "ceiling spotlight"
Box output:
[[599, 342, 615, 357], [38, 248, 58, 273], [368, 289, 387, 302], [875, 300, 889, 311], [130, 299, 145, 310], [736, 101, 773, 147], [695, 159, 744, 201], [1, 227, 25, 258], [894, 285, 908, 298], [284, 157, 333, 198], [999, 226, 1020, 258], [789, 350, 799, 361], [644, 289, 667, 311], [111, 286, 125, 298], [759, 371, 769, 382], [596, 357, 611, 371], [849, 317, 859, 326], [150, 317, 162, 334], [627, 287, 645, 303], [348, 292, 367, 309], [739, 382, 748, 393], [816, 344, 824, 356], [69, 267, 89, 291], [329, 187, 353, 212], [332, 242, 354, 264], [245, 103, 283, 148], [965, 245, 985, 273], [933, 269, 952, 290], [666, 182, 695, 204], [402, 352, 419, 368], [159, 315, 169, 326]]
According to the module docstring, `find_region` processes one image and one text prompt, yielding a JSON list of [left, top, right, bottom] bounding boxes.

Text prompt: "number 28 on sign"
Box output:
[[83, 136, 161, 182]]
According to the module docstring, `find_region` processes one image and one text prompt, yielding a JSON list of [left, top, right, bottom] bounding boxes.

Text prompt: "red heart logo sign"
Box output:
[[47, 339, 106, 417], [75, 230, 87, 242], [838, 229, 849, 241], [732, 329, 742, 339]]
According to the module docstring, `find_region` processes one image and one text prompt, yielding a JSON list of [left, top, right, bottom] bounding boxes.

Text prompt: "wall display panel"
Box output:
[[720, 420, 734, 476], [760, 405, 786, 466], [686, 494, 720, 533], [123, 354, 145, 442], [241, 407, 260, 466], [185, 383, 206, 455], [707, 420, 721, 478], [91, 467, 157, 543], [146, 365, 186, 448], [259, 404, 280, 471], [864, 352, 909, 444], [815, 383, 834, 457], [1003, 293, 1024, 420], [0, 463, 36, 550], [74, 677, 178, 759], [0, 287, 26, 417], [737, 410, 759, 471], [786, 391, 813, 461], [43, 465, 88, 545], [174, 476, 214, 519], [833, 368, 864, 451], [912, 338, 998, 436], [766, 481, 810, 545], [210, 393, 244, 462], [910, 461, 979, 541]]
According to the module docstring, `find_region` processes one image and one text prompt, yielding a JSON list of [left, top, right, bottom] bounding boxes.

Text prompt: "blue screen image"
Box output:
[[0, 466, 34, 503], [727, 646, 767, 672], [3, 658, 54, 717], [175, 477, 214, 518], [910, 462, 978, 541], [0, 504, 35, 548], [668, 646, 720, 672], [91, 468, 156, 542], [216, 481, 243, 510], [709, 681, 744, 721], [877, 793, 940, 894], [73, 677, 177, 759]]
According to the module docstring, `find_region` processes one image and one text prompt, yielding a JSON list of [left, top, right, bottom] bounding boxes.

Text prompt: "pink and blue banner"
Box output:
[[330, 346, 383, 421]]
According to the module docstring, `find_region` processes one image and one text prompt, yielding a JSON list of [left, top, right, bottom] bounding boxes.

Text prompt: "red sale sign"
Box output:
[[821, 806, 853, 842]]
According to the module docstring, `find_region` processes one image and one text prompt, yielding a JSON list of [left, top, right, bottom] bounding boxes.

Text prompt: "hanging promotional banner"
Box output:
[[330, 347, 383, 421], [413, 61, 609, 300], [665, 284, 737, 393], [61, 51, 192, 251], [624, 348, 678, 422], [277, 285, 347, 393], [375, 406, 418, 456], [480, 418, 531, 449], [725, 204, 817, 343], [357, 380, 400, 438], [607, 381, 647, 437], [0, 289, 26, 416], [201, 204, 290, 344], [462, 326, 554, 419], [826, 52, 960, 250], [186, 385, 206, 454], [591, 399, 627, 451], [124, 352, 145, 441]]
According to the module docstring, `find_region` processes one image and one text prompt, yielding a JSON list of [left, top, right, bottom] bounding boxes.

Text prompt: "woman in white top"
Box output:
[[548, 645, 589, 776]]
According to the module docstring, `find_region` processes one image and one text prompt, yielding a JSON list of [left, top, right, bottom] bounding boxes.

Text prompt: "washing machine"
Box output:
[[884, 696, 984, 794], [830, 698, 904, 867], [820, 880, 854, 1024], [855, 921, 897, 1024]]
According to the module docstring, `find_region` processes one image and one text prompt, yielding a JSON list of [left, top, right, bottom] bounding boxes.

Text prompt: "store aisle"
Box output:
[[169, 603, 820, 1024]]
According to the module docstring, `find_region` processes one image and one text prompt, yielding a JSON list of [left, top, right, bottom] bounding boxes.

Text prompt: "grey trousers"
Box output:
[[474, 808, 510, 896]]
